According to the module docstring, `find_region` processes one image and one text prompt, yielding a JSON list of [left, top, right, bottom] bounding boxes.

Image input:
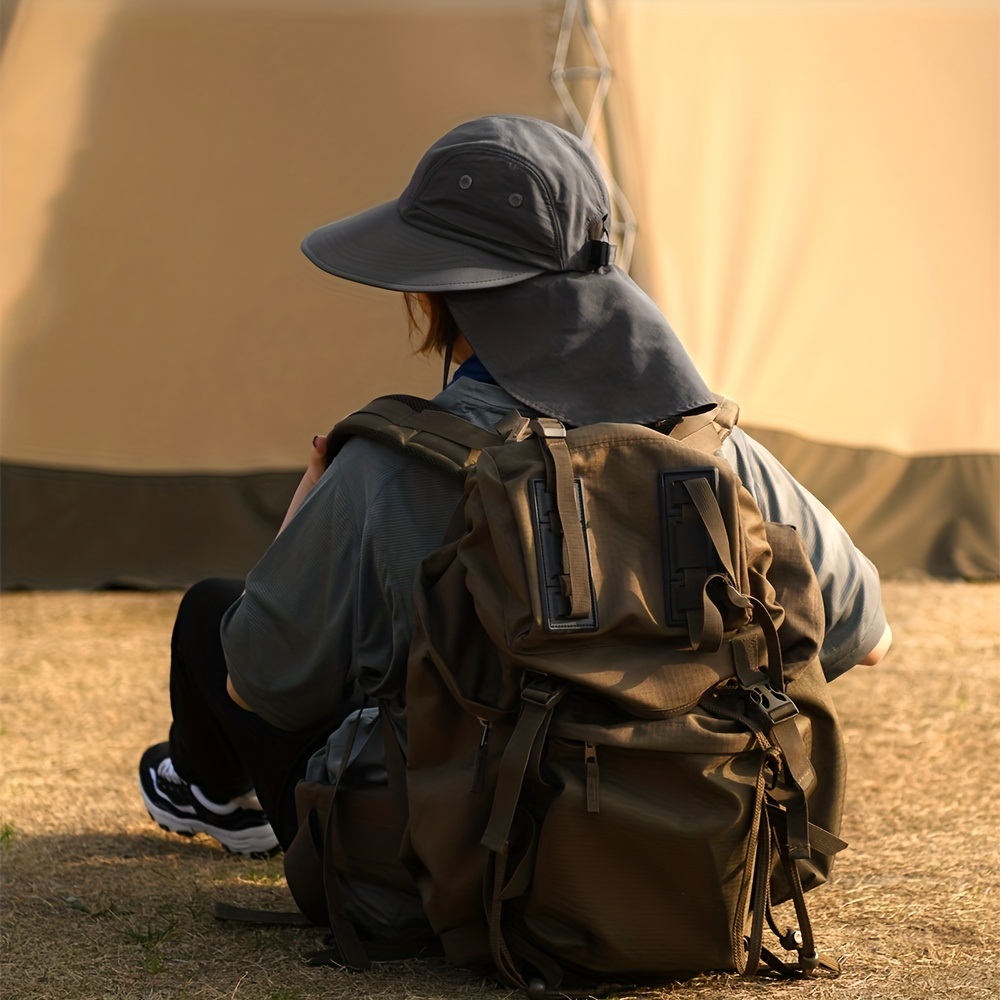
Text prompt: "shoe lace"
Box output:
[[156, 755, 186, 786], [156, 752, 264, 813]]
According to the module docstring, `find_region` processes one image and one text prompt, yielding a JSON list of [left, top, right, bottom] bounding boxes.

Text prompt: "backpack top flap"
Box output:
[[435, 420, 783, 718], [328, 395, 784, 719]]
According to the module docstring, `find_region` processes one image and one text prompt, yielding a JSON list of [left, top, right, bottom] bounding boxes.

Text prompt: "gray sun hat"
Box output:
[[302, 115, 714, 425]]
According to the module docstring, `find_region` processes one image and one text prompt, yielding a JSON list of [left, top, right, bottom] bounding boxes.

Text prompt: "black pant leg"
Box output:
[[167, 578, 250, 799], [166, 577, 337, 849]]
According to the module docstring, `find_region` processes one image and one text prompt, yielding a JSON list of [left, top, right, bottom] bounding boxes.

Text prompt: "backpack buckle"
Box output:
[[495, 410, 532, 443], [531, 417, 567, 439], [520, 677, 566, 710], [746, 681, 799, 724]]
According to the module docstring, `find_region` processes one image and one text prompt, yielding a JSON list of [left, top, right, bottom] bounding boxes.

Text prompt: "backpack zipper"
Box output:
[[471, 718, 490, 793], [584, 742, 600, 813]]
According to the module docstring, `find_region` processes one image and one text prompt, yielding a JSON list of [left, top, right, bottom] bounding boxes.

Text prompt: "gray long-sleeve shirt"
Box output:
[[223, 378, 886, 732]]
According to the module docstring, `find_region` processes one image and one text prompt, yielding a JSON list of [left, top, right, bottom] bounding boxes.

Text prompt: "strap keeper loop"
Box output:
[[586, 239, 616, 269], [520, 678, 566, 710], [532, 417, 567, 439]]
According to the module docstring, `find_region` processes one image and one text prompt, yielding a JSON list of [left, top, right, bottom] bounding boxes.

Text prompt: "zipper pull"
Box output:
[[585, 742, 600, 813], [471, 718, 490, 792]]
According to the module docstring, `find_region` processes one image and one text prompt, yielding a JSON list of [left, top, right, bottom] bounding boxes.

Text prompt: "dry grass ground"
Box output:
[[1, 581, 998, 999]]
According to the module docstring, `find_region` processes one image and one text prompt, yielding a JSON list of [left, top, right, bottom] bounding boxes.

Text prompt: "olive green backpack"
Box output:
[[258, 395, 848, 996]]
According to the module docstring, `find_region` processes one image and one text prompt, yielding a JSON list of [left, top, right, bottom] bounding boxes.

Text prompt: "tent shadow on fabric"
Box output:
[[1, 0, 997, 587]]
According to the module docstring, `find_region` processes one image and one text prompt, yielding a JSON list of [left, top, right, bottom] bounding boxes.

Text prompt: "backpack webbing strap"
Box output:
[[533, 419, 593, 621], [681, 476, 752, 652], [481, 680, 566, 855], [327, 396, 506, 477], [682, 477, 738, 583], [481, 681, 567, 991], [364, 397, 504, 449], [669, 395, 739, 452], [690, 575, 726, 652], [768, 722, 816, 858]]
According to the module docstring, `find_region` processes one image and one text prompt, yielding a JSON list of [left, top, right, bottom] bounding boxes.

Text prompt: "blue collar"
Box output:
[[449, 354, 497, 386]]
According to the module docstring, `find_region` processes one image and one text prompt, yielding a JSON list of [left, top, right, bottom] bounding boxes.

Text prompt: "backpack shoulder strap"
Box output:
[[668, 394, 739, 452], [326, 394, 507, 476]]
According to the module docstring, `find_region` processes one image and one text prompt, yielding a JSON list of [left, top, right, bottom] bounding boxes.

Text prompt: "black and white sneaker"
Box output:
[[139, 742, 279, 856]]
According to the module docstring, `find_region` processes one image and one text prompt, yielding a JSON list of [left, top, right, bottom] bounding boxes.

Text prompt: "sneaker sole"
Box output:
[[142, 797, 280, 856]]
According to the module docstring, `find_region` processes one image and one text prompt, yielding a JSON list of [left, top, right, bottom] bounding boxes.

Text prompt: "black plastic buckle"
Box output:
[[779, 927, 804, 951], [521, 677, 566, 710], [746, 681, 799, 724], [587, 239, 616, 269]]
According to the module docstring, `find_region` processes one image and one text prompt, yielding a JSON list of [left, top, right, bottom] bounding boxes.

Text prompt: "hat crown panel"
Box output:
[[397, 117, 610, 273], [401, 150, 565, 267]]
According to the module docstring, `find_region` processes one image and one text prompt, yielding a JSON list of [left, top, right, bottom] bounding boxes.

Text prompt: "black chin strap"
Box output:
[[587, 213, 616, 270], [441, 334, 455, 390]]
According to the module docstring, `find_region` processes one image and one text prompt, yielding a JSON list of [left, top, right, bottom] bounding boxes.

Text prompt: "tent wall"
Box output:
[[601, 0, 999, 578], [2, 0, 997, 588], [1, 0, 562, 587]]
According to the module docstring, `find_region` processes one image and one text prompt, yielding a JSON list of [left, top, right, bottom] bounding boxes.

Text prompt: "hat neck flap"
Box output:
[[444, 267, 715, 428]]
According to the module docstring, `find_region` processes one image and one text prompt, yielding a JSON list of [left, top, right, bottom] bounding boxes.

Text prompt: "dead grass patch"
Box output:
[[2, 582, 998, 998]]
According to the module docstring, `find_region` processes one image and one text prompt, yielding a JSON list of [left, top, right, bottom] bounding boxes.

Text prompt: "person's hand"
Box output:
[[278, 433, 330, 534], [304, 433, 329, 490], [858, 623, 893, 666]]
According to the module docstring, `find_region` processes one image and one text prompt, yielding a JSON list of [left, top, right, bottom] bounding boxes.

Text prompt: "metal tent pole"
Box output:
[[551, 0, 637, 272]]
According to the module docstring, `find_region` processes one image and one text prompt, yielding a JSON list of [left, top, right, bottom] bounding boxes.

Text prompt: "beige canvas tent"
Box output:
[[2, 0, 997, 588]]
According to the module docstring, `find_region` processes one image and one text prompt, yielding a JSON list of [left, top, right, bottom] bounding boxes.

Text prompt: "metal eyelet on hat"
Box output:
[[459, 174, 473, 190], [507, 193, 523, 207]]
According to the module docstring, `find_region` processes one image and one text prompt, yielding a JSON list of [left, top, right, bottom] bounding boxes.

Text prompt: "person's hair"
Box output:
[[404, 292, 461, 357]]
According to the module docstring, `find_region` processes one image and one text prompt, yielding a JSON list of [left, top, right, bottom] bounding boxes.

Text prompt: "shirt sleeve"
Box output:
[[220, 451, 368, 731], [221, 436, 463, 732], [721, 428, 887, 681]]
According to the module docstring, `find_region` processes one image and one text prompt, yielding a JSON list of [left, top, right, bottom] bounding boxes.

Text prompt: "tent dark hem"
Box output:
[[2, 443, 998, 589]]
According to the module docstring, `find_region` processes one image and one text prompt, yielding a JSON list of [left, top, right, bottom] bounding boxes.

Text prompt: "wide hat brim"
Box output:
[[301, 200, 546, 293], [445, 267, 716, 427]]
